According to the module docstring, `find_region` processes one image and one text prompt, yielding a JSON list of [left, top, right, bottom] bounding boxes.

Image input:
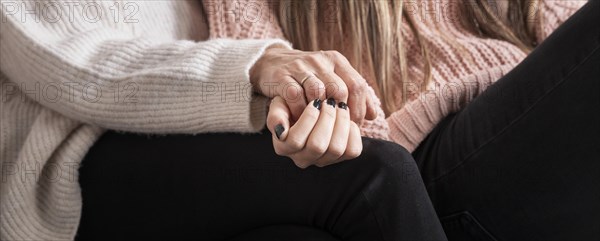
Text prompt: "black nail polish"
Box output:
[[338, 102, 348, 110], [275, 124, 285, 140], [326, 98, 336, 108], [313, 99, 322, 110]]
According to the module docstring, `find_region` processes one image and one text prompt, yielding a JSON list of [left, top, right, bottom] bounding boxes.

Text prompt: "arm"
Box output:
[[0, 0, 290, 134], [386, 65, 513, 152]]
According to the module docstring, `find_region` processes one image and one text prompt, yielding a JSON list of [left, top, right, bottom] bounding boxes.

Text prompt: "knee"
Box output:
[[355, 138, 423, 189]]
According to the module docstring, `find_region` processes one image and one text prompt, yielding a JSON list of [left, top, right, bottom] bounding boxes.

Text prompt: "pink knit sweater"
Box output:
[[205, 0, 586, 152]]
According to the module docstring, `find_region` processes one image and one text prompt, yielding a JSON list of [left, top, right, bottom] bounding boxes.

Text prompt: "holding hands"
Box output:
[[267, 97, 363, 168], [251, 46, 373, 168], [250, 46, 377, 124]]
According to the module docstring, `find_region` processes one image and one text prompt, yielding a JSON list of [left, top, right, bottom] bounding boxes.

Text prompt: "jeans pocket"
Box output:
[[440, 211, 497, 241]]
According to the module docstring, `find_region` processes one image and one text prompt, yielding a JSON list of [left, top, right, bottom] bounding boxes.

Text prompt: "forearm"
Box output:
[[0, 0, 291, 134]]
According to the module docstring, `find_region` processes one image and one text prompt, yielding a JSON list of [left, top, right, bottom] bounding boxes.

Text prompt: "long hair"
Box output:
[[279, 0, 539, 115]]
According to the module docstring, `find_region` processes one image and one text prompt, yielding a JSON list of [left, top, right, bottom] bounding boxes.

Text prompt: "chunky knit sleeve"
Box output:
[[386, 65, 515, 152], [0, 0, 291, 134], [536, 0, 587, 42]]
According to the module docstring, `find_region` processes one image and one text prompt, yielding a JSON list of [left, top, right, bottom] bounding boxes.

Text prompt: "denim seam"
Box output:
[[429, 43, 600, 186]]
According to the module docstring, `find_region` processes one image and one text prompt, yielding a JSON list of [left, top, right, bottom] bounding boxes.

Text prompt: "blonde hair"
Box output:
[[279, 0, 539, 115]]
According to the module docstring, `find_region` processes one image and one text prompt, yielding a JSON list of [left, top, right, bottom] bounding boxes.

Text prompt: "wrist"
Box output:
[[250, 45, 287, 94]]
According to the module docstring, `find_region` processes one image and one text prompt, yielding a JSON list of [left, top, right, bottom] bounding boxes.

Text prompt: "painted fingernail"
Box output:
[[313, 99, 322, 110], [275, 124, 285, 140], [326, 98, 336, 107], [338, 102, 348, 110]]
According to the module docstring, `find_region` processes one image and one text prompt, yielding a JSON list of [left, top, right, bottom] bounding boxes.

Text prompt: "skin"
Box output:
[[251, 46, 370, 168], [267, 97, 362, 168], [250, 46, 377, 124]]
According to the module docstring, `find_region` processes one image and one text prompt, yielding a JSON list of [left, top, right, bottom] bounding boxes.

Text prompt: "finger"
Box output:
[[280, 76, 307, 122], [315, 101, 350, 167], [274, 99, 322, 156], [338, 122, 363, 161], [300, 74, 326, 103], [266, 96, 290, 141], [299, 98, 337, 165], [347, 89, 367, 124], [288, 153, 312, 169], [334, 60, 368, 123], [365, 96, 378, 120], [318, 71, 349, 103]]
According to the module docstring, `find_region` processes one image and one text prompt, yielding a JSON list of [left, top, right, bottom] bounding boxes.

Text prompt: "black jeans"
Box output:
[[76, 134, 445, 241], [413, 1, 600, 240]]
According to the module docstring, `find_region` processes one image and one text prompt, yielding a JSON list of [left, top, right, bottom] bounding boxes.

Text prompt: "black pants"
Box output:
[[77, 2, 599, 240], [76, 134, 445, 241], [412, 1, 600, 240]]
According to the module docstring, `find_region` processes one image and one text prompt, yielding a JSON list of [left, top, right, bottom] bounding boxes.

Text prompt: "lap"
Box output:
[[77, 131, 444, 240]]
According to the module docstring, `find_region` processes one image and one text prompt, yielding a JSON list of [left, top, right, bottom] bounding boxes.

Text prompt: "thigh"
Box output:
[[76, 131, 445, 241], [413, 1, 600, 240]]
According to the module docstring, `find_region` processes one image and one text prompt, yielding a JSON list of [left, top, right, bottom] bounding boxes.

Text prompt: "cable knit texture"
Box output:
[[0, 0, 584, 240]]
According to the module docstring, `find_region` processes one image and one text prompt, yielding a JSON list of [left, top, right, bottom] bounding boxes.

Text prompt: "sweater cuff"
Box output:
[[203, 39, 292, 133]]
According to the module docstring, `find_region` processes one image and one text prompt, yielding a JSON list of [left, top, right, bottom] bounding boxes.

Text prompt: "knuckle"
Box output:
[[287, 136, 305, 151], [349, 81, 366, 96], [305, 53, 321, 64], [331, 84, 349, 100], [327, 143, 345, 158], [345, 144, 363, 159], [312, 79, 326, 89], [306, 80, 326, 97], [284, 84, 304, 101], [306, 140, 328, 156], [273, 68, 287, 78], [290, 59, 305, 69]]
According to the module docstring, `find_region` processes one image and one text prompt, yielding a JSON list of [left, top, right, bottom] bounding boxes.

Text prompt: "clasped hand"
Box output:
[[250, 47, 376, 168]]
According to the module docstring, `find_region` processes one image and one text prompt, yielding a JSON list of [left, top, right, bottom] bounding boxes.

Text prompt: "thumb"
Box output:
[[267, 96, 291, 141]]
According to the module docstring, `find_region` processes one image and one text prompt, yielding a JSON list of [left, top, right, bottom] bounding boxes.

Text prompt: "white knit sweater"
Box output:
[[0, 1, 290, 239]]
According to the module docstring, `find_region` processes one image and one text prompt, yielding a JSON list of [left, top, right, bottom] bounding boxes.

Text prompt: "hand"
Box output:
[[251, 46, 377, 124], [266, 96, 363, 168]]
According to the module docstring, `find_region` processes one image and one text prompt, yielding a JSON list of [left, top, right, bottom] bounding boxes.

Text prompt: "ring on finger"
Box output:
[[300, 74, 315, 86]]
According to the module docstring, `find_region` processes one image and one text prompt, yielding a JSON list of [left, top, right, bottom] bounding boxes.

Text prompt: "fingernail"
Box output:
[[313, 99, 322, 110], [338, 102, 348, 110], [275, 124, 285, 140], [326, 98, 336, 108]]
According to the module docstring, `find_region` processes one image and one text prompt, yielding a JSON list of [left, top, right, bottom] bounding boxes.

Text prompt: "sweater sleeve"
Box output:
[[0, 0, 291, 134], [386, 65, 514, 152], [535, 0, 587, 43]]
